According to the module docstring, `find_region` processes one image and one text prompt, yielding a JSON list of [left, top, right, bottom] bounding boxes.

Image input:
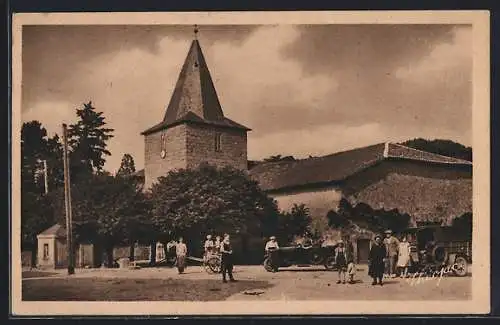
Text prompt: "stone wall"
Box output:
[[343, 160, 472, 225], [144, 125, 188, 189], [186, 124, 247, 171]]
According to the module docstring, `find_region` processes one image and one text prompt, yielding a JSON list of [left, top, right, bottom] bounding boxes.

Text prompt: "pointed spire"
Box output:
[[141, 28, 251, 136]]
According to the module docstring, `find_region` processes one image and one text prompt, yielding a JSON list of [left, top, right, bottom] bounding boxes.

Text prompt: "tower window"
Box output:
[[215, 133, 222, 152]]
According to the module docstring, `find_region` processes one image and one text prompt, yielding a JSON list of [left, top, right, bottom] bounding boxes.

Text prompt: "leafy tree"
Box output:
[[44, 134, 65, 190], [67, 101, 114, 183], [21, 121, 48, 194], [49, 174, 152, 267], [452, 212, 472, 236], [400, 138, 472, 162], [116, 153, 136, 177], [326, 199, 411, 235], [21, 191, 57, 266], [149, 163, 280, 256], [277, 204, 313, 244]]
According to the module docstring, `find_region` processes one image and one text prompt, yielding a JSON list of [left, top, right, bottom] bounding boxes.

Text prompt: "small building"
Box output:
[[37, 224, 95, 269], [36, 223, 69, 269]]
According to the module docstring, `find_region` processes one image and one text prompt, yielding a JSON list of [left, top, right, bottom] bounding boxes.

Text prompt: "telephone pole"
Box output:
[[43, 160, 49, 194], [62, 124, 75, 275]]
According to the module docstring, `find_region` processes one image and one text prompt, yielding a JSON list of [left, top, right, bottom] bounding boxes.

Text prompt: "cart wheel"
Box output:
[[263, 257, 274, 272], [452, 256, 468, 277], [324, 256, 336, 271], [206, 256, 221, 274]]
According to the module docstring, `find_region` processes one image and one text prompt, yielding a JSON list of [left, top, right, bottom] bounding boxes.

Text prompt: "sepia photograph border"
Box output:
[[10, 10, 491, 316]]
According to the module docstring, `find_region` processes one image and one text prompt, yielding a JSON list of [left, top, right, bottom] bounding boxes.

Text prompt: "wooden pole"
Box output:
[[43, 160, 49, 194], [62, 124, 75, 275]]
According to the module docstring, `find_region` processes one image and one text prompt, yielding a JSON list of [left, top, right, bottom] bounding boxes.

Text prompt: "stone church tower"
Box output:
[[141, 30, 251, 189]]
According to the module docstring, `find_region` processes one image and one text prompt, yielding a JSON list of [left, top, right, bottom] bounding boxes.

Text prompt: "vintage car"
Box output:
[[263, 241, 338, 272], [399, 225, 471, 277]]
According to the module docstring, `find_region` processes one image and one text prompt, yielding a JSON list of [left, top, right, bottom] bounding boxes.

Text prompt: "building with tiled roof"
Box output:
[[249, 142, 472, 226]]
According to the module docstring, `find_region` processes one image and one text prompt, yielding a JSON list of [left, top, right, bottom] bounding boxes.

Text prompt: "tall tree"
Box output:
[[21, 121, 48, 194], [116, 153, 136, 177], [44, 134, 65, 190], [67, 101, 114, 183]]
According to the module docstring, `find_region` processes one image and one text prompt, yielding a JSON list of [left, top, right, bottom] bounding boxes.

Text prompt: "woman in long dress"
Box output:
[[368, 234, 387, 286], [397, 236, 411, 278]]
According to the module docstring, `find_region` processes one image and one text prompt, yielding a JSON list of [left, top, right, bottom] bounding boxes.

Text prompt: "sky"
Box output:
[[21, 24, 472, 173]]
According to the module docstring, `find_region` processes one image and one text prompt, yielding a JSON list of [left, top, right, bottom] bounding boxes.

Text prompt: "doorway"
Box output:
[[357, 238, 371, 263]]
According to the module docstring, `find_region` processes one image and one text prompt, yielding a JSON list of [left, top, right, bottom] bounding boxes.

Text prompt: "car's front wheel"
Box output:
[[452, 256, 468, 277]]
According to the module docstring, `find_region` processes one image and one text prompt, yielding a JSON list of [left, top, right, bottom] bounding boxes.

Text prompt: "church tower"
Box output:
[[141, 27, 251, 189]]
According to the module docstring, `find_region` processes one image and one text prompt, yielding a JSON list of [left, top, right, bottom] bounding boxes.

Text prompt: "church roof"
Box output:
[[142, 38, 250, 135], [249, 142, 472, 192], [37, 223, 66, 238]]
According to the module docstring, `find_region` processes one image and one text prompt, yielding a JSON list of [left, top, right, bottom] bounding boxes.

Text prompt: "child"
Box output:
[[347, 258, 356, 284], [334, 240, 348, 284]]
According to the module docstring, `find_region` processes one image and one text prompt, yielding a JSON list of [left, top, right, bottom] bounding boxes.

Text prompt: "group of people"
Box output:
[[204, 233, 237, 283], [368, 229, 412, 286], [178, 229, 412, 286]]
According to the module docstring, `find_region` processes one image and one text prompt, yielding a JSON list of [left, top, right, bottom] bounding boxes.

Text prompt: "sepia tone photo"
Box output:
[[11, 11, 490, 315]]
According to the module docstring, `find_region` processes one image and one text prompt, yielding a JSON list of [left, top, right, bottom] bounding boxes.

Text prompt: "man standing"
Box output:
[[220, 233, 236, 283], [265, 236, 279, 272], [384, 229, 399, 278], [175, 237, 188, 274]]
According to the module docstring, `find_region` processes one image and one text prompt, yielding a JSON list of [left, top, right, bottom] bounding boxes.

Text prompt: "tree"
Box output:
[[277, 204, 313, 244], [67, 101, 114, 183], [452, 212, 472, 236], [21, 191, 57, 266], [21, 121, 48, 194], [49, 174, 152, 267], [116, 154, 136, 177], [149, 163, 280, 257], [400, 138, 472, 162]]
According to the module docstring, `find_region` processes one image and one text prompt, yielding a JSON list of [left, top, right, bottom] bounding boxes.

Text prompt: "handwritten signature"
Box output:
[[403, 265, 457, 287]]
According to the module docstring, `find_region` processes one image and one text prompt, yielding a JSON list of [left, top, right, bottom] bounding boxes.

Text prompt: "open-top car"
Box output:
[[263, 241, 338, 272], [400, 225, 471, 277]]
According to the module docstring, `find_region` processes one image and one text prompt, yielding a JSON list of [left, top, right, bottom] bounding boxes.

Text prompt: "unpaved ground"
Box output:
[[22, 264, 471, 301]]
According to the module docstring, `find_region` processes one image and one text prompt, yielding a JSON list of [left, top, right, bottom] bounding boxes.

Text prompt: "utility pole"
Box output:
[[43, 160, 49, 194], [62, 124, 75, 275]]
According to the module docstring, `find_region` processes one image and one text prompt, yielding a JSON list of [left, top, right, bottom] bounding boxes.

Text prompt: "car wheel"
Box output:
[[263, 257, 274, 272], [324, 256, 336, 271], [452, 256, 468, 277]]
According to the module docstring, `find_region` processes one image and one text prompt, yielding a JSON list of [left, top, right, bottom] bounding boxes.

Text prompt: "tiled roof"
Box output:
[[38, 223, 66, 237], [141, 39, 250, 135], [249, 142, 472, 192]]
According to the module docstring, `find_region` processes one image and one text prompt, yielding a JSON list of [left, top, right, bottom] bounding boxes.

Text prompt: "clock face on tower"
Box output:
[[160, 132, 166, 159]]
